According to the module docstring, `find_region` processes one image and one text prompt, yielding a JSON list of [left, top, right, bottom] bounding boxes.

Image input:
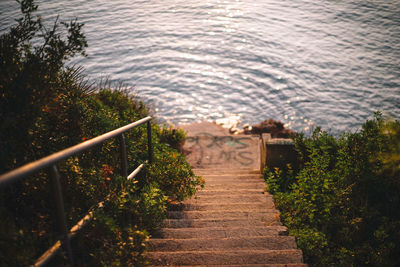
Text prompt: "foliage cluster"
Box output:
[[265, 113, 400, 266], [157, 125, 186, 152], [0, 1, 202, 266]]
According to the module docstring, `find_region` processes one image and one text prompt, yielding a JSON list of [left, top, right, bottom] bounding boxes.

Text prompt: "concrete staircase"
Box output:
[[147, 168, 305, 266], [146, 126, 305, 266]]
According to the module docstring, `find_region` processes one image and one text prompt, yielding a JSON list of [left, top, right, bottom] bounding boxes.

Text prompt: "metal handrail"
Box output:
[[0, 116, 152, 185], [0, 116, 153, 266]]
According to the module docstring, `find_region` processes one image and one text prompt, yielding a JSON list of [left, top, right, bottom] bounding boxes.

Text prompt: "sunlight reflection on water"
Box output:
[[0, 0, 399, 133]]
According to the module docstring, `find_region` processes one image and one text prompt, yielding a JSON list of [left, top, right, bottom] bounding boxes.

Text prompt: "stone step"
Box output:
[[190, 194, 273, 204], [184, 200, 275, 209], [168, 203, 274, 211], [203, 180, 265, 187], [149, 236, 298, 252], [202, 182, 266, 190], [203, 175, 263, 180], [148, 249, 303, 266], [152, 226, 287, 239], [202, 179, 263, 185], [201, 173, 262, 178], [155, 264, 307, 267], [163, 218, 281, 228], [194, 168, 260, 175], [201, 172, 262, 178], [167, 210, 279, 220], [196, 189, 267, 195]]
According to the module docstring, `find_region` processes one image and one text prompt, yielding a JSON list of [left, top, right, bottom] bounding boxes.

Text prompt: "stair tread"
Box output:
[[167, 210, 279, 220], [156, 226, 287, 231], [204, 179, 265, 183], [196, 189, 268, 193], [149, 236, 298, 251], [189, 195, 273, 201], [201, 174, 262, 177], [153, 226, 287, 239], [163, 218, 281, 228], [148, 249, 304, 265], [149, 249, 302, 254], [202, 185, 266, 190], [169, 203, 275, 211], [155, 264, 307, 267]]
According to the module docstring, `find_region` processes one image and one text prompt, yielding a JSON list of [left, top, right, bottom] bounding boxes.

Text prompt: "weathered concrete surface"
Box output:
[[179, 121, 231, 136], [163, 218, 270, 228], [180, 122, 260, 169], [149, 236, 299, 251], [146, 169, 305, 266], [148, 250, 304, 266], [155, 264, 306, 267], [146, 122, 305, 266], [183, 135, 260, 169], [155, 265, 306, 267]]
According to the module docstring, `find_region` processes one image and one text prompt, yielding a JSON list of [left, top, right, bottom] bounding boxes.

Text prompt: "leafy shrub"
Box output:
[[265, 165, 295, 194], [68, 179, 167, 266], [265, 113, 400, 266], [158, 125, 186, 152], [148, 145, 202, 202], [0, 0, 87, 171], [0, 1, 202, 266]]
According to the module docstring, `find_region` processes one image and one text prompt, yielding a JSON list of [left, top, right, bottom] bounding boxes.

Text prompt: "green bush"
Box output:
[[158, 125, 186, 152], [265, 113, 400, 266], [0, 1, 202, 266], [148, 145, 201, 202]]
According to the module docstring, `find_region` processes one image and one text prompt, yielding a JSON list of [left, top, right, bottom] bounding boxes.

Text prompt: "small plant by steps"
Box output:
[[265, 113, 400, 266]]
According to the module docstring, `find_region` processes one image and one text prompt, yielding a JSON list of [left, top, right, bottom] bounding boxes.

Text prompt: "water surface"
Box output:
[[1, 0, 399, 133]]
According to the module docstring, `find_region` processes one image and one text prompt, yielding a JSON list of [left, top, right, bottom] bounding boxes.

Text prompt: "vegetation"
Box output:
[[265, 113, 400, 266], [0, 1, 202, 266]]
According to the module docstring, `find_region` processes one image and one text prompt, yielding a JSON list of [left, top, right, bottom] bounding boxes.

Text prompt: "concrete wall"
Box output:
[[260, 134, 298, 172]]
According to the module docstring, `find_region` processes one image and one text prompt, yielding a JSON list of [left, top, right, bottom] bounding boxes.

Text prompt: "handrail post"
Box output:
[[49, 165, 74, 266], [0, 116, 152, 266], [147, 120, 153, 164], [119, 134, 128, 178]]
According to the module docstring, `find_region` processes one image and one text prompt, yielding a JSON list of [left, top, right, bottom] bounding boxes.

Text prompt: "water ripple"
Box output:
[[1, 0, 399, 134]]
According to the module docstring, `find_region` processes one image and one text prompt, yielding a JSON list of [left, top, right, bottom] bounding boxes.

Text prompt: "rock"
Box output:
[[242, 124, 252, 131], [229, 126, 240, 134], [244, 119, 296, 138]]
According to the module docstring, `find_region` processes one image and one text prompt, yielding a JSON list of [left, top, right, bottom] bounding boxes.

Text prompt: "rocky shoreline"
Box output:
[[215, 118, 296, 138]]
